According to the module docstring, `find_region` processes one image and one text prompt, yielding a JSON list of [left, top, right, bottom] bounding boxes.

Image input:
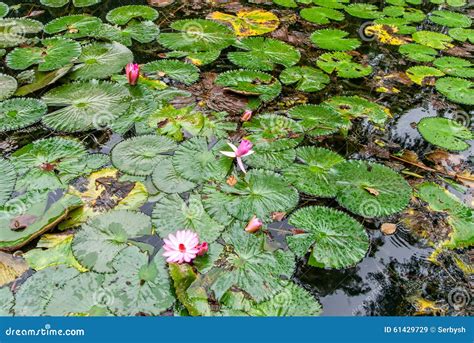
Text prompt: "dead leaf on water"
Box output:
[[381, 223, 397, 235], [0, 252, 29, 287], [209, 9, 279, 36]]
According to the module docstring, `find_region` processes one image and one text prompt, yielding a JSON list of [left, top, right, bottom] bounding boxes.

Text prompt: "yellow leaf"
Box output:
[[365, 24, 410, 46], [0, 252, 28, 287], [209, 9, 279, 36]]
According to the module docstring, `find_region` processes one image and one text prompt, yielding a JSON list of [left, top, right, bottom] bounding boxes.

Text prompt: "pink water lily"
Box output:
[[125, 63, 140, 86], [163, 230, 200, 264], [245, 216, 263, 233], [220, 139, 254, 173], [240, 109, 253, 122], [196, 242, 209, 256]]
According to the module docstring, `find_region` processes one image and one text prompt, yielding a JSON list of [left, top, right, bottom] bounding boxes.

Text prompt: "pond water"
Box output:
[[0, 0, 472, 317]]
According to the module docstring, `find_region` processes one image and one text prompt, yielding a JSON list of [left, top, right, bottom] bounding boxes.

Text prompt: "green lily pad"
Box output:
[[412, 31, 453, 50], [300, 7, 344, 25], [103, 246, 174, 316], [317, 52, 372, 78], [398, 44, 438, 62], [435, 77, 474, 105], [334, 160, 412, 218], [111, 135, 177, 176], [142, 59, 200, 85], [158, 19, 235, 52], [0, 18, 43, 48], [0, 74, 17, 100], [310, 29, 361, 51], [0, 2, 8, 18], [280, 66, 330, 92], [106, 5, 158, 26], [70, 42, 133, 80], [228, 37, 300, 71], [215, 69, 282, 102], [345, 4, 383, 19], [0, 98, 47, 132], [44, 15, 102, 38], [151, 158, 196, 194], [6, 38, 81, 71], [433, 57, 474, 78], [283, 147, 345, 197], [0, 192, 83, 251], [245, 145, 296, 171], [288, 206, 369, 269], [429, 10, 471, 28], [40, 0, 101, 7], [418, 117, 472, 151], [323, 96, 390, 126], [406, 66, 444, 85], [72, 210, 153, 273], [0, 158, 16, 206], [42, 81, 130, 132], [0, 287, 13, 316], [172, 137, 233, 183], [288, 104, 350, 136], [449, 28, 474, 43], [152, 193, 224, 243]]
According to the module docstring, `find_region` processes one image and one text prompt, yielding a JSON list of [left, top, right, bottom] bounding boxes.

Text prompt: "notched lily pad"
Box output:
[[417, 117, 472, 151]]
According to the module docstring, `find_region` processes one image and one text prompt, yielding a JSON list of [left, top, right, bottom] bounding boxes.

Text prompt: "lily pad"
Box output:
[[433, 57, 474, 78], [152, 193, 224, 243], [334, 160, 412, 218], [0, 98, 47, 132], [142, 59, 200, 85], [0, 18, 43, 48], [106, 5, 158, 25], [111, 135, 177, 176], [280, 66, 330, 92], [104, 246, 174, 316], [283, 147, 345, 197], [0, 287, 13, 316], [323, 96, 390, 126], [288, 206, 369, 269], [300, 7, 344, 25], [345, 4, 383, 19], [398, 44, 438, 62], [0, 251, 28, 286], [288, 104, 350, 137], [0, 74, 17, 100], [6, 38, 81, 71], [435, 77, 474, 105], [209, 9, 279, 37], [70, 42, 133, 80], [42, 81, 130, 132], [158, 19, 235, 52], [72, 210, 153, 273], [412, 31, 453, 50], [0, 192, 83, 251], [417, 117, 472, 151], [310, 29, 361, 51], [0, 158, 15, 206], [151, 158, 196, 194], [449, 28, 474, 43], [228, 37, 300, 71], [215, 69, 282, 102], [429, 10, 471, 28], [44, 15, 102, 38], [0, 2, 8, 18], [317, 52, 372, 78], [406, 66, 444, 85], [40, 0, 101, 7]]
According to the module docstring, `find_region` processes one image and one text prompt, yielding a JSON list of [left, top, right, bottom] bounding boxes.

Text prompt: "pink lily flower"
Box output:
[[163, 230, 200, 264], [196, 242, 209, 256], [245, 216, 263, 233], [220, 139, 255, 173], [125, 63, 140, 86], [240, 110, 253, 122]]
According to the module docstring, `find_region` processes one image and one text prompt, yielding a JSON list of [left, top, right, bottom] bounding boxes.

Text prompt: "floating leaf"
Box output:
[[44, 15, 102, 38], [345, 4, 383, 19], [406, 66, 444, 85], [0, 252, 28, 286], [42, 81, 130, 132], [288, 104, 350, 137], [111, 135, 177, 176], [364, 24, 410, 45], [433, 57, 474, 78], [102, 247, 174, 316], [15, 65, 72, 96], [6, 38, 81, 71], [228, 37, 300, 71], [0, 98, 47, 132], [59, 167, 147, 229], [323, 96, 390, 126], [288, 206, 369, 269], [280, 66, 330, 92], [245, 146, 296, 171], [0, 74, 17, 100], [70, 42, 133, 80], [0, 2, 8, 18], [208, 169, 299, 222], [0, 193, 82, 251], [449, 28, 474, 43], [334, 160, 412, 218], [398, 44, 438, 62], [215, 69, 282, 102], [300, 7, 344, 25], [72, 210, 153, 273], [435, 77, 474, 105], [40, 0, 101, 7], [310, 29, 361, 51], [209, 9, 279, 37], [417, 117, 472, 151], [172, 137, 232, 183], [0, 158, 15, 206], [429, 10, 471, 28], [317, 52, 372, 78], [151, 158, 196, 194], [106, 5, 158, 25], [283, 147, 345, 197], [152, 193, 224, 243], [0, 18, 43, 48], [412, 31, 453, 50], [142, 59, 200, 85], [0, 287, 13, 316], [158, 19, 235, 52]]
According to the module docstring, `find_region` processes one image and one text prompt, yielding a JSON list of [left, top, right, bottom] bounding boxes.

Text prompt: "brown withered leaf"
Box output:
[[0, 252, 29, 287], [445, 43, 474, 58], [271, 212, 286, 221], [364, 187, 380, 196], [381, 223, 397, 235], [226, 175, 238, 186], [291, 228, 306, 235]]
